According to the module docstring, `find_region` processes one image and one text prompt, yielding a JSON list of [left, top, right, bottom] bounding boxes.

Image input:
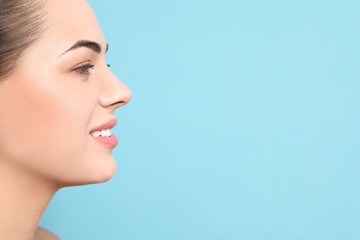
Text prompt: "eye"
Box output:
[[74, 64, 94, 75]]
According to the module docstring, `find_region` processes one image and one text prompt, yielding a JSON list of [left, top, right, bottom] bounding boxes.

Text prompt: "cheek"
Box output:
[[0, 73, 97, 174]]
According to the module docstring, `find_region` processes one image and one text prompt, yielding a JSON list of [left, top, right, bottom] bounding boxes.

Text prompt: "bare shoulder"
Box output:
[[34, 226, 61, 240]]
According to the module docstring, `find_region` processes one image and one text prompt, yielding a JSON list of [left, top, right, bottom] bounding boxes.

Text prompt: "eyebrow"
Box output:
[[60, 40, 108, 56]]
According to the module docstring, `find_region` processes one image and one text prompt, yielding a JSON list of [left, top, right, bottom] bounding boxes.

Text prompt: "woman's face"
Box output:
[[0, 0, 132, 186]]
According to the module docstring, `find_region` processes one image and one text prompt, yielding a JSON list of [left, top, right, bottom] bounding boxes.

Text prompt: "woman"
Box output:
[[0, 0, 132, 239]]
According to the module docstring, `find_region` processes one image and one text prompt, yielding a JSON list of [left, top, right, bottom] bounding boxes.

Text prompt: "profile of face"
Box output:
[[0, 0, 132, 187]]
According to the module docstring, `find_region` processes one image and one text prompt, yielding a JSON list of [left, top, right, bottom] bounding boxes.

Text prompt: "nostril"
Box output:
[[99, 77, 132, 108], [111, 100, 128, 109]]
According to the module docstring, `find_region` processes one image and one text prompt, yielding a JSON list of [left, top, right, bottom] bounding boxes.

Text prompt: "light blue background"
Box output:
[[40, 0, 360, 239]]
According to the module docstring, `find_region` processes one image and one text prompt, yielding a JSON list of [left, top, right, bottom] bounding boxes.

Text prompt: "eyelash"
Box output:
[[74, 64, 94, 75], [74, 64, 111, 75]]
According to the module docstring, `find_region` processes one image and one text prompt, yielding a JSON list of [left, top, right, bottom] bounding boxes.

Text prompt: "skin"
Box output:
[[0, 0, 132, 239], [34, 227, 60, 240]]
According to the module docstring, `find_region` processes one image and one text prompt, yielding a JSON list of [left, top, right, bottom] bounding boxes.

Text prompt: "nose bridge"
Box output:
[[99, 69, 132, 109]]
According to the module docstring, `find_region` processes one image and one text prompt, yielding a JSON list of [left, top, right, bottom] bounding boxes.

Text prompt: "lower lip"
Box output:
[[91, 135, 118, 148]]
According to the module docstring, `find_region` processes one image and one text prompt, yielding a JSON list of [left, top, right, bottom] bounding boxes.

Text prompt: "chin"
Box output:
[[92, 165, 117, 184], [56, 158, 118, 188], [86, 160, 118, 185]]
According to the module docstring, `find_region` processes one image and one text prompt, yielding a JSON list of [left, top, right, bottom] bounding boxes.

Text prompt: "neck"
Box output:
[[0, 161, 59, 240]]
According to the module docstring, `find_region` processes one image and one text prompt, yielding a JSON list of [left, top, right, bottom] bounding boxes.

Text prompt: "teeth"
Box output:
[[91, 128, 112, 137]]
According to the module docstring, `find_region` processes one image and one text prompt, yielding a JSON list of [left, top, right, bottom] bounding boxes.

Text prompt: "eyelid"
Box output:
[[70, 61, 91, 70], [68, 61, 110, 78], [72, 62, 94, 75]]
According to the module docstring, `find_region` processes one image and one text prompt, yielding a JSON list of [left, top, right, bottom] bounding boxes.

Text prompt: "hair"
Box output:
[[0, 0, 47, 81]]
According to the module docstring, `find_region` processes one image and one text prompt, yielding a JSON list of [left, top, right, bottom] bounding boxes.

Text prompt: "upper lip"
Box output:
[[89, 118, 118, 134]]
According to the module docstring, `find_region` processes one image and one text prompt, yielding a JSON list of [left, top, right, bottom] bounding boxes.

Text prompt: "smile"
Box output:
[[89, 118, 118, 148], [90, 129, 112, 137]]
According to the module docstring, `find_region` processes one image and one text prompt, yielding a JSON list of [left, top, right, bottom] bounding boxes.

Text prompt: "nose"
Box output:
[[99, 69, 132, 111]]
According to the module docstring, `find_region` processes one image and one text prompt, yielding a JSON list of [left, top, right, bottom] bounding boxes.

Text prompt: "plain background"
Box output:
[[40, 0, 360, 239]]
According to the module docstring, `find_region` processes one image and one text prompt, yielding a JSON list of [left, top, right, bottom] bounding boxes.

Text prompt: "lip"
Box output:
[[89, 118, 118, 148], [92, 135, 118, 148], [89, 118, 118, 135]]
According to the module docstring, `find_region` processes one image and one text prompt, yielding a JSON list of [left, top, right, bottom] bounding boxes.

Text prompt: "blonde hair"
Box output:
[[0, 0, 47, 80]]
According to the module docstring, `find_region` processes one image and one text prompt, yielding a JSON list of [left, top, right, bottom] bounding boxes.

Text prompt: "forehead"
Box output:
[[44, 0, 106, 54]]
